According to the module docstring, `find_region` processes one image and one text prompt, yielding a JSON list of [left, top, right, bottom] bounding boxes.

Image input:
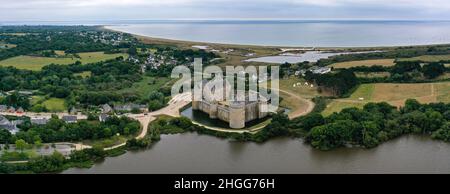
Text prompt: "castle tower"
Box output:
[[192, 98, 200, 110], [229, 101, 245, 129], [209, 101, 218, 119], [257, 101, 268, 119]]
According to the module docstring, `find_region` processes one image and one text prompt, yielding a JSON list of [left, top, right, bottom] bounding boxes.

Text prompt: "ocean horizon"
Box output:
[[2, 20, 450, 47], [105, 20, 450, 47]]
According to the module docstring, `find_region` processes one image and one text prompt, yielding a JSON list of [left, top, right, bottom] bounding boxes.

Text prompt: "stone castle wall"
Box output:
[[193, 99, 269, 129]]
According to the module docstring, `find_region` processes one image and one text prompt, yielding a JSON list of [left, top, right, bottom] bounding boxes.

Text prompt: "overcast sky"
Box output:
[[1, 0, 450, 21]]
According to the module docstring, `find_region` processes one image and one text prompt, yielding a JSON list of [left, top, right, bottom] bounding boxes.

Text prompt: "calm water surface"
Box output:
[[63, 134, 450, 174], [107, 20, 450, 47]]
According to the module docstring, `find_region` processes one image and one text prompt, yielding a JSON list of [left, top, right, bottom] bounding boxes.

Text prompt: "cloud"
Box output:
[[1, 0, 450, 21]]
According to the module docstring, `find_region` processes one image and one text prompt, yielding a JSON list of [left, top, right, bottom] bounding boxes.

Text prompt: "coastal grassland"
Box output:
[[134, 34, 282, 67], [73, 71, 92, 78], [0, 52, 129, 71], [398, 54, 450, 62], [0, 43, 16, 49], [41, 98, 67, 112], [0, 33, 29, 36], [54, 50, 66, 55], [279, 91, 311, 118], [347, 84, 375, 101], [262, 77, 322, 119], [322, 101, 365, 116], [355, 72, 391, 78], [436, 82, 450, 102], [330, 59, 395, 69], [278, 77, 327, 99], [118, 76, 173, 98], [322, 82, 450, 115]]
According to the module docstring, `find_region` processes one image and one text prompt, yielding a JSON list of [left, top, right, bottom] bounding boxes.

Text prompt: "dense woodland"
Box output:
[[0, 115, 140, 144], [346, 61, 450, 83], [0, 26, 134, 60]]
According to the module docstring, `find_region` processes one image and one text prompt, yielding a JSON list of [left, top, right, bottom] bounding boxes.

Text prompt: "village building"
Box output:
[[101, 104, 113, 113], [31, 117, 49, 125], [62, 115, 77, 123], [0, 105, 8, 112], [99, 113, 110, 122], [0, 115, 20, 134]]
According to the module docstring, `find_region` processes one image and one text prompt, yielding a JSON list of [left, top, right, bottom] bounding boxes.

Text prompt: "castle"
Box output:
[[191, 80, 270, 129]]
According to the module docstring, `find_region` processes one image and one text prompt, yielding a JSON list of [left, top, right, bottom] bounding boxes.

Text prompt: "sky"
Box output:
[[1, 0, 450, 22]]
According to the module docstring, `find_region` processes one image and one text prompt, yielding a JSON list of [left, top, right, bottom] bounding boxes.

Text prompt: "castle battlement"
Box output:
[[192, 81, 269, 129]]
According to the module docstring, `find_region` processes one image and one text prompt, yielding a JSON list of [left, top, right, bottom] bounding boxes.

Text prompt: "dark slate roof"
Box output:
[[62, 115, 77, 122], [31, 118, 49, 125]]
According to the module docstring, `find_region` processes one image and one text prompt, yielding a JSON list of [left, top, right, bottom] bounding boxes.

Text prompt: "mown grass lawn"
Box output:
[[119, 76, 174, 98], [0, 52, 128, 71], [41, 98, 67, 112]]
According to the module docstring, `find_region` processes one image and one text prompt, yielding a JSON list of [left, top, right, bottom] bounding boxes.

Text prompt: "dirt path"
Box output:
[[278, 89, 315, 119]]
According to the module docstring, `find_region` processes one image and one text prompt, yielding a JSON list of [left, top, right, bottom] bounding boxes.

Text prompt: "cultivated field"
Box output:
[[322, 82, 450, 116], [330, 59, 396, 69], [398, 54, 450, 62], [0, 52, 129, 71]]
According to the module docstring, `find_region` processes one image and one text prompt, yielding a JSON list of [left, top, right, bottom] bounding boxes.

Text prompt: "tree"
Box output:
[[0, 129, 12, 144], [292, 113, 324, 132], [33, 135, 43, 148], [15, 139, 29, 152], [128, 47, 138, 55], [422, 62, 445, 79], [29, 152, 66, 173], [432, 122, 450, 141]]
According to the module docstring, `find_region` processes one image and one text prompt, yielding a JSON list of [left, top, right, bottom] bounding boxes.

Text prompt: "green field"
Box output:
[[322, 82, 450, 116], [30, 96, 46, 105], [347, 84, 375, 101], [119, 76, 173, 98], [74, 71, 92, 78], [322, 101, 365, 116], [41, 98, 67, 112], [0, 52, 129, 71]]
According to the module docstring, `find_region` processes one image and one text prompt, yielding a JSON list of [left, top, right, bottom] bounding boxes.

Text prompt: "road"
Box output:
[[277, 89, 315, 119]]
